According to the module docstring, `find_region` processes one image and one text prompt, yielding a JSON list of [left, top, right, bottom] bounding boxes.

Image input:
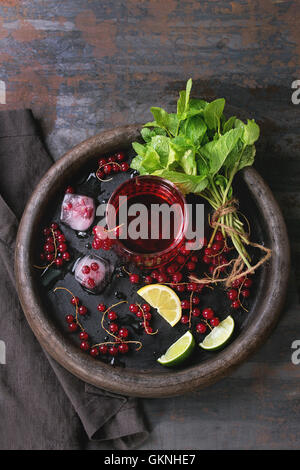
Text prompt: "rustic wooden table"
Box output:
[[1, 0, 300, 449]]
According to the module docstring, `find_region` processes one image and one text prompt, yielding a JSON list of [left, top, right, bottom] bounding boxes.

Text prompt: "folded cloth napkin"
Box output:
[[0, 109, 149, 450]]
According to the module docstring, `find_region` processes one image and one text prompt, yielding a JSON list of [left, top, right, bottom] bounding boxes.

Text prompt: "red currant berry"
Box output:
[[97, 303, 106, 312], [241, 289, 250, 298], [78, 305, 87, 316], [108, 311, 117, 321], [121, 162, 129, 172], [55, 258, 63, 267], [142, 304, 150, 313], [145, 326, 153, 334], [212, 242, 222, 253], [231, 300, 240, 309], [102, 239, 112, 250], [82, 265, 90, 275], [118, 327, 129, 339], [43, 227, 51, 236], [108, 346, 118, 356], [50, 223, 58, 230], [144, 312, 152, 321], [176, 284, 186, 293], [191, 255, 198, 263], [90, 347, 99, 357], [202, 307, 214, 319], [192, 307, 201, 317], [44, 243, 54, 253], [65, 314, 75, 324], [71, 296, 79, 306], [187, 261, 196, 271], [181, 300, 190, 309], [109, 323, 119, 334], [58, 243, 67, 253], [87, 278, 95, 288], [90, 262, 99, 271], [57, 234, 66, 243], [80, 341, 90, 351], [99, 344, 108, 355], [92, 238, 102, 250], [189, 283, 199, 292], [62, 251, 71, 261], [136, 310, 143, 318], [180, 246, 190, 256], [98, 158, 107, 167], [203, 255, 211, 264], [129, 274, 140, 284], [79, 331, 89, 341], [115, 151, 126, 162], [215, 232, 223, 242], [129, 304, 139, 314], [192, 296, 200, 305], [157, 273, 167, 283], [68, 322, 78, 332], [227, 289, 238, 301], [210, 317, 220, 327], [181, 315, 189, 324], [108, 155, 116, 163], [167, 263, 179, 275], [172, 272, 183, 283], [65, 186, 74, 194], [176, 255, 185, 264], [196, 323, 207, 334], [204, 247, 213, 256], [118, 343, 129, 354], [103, 164, 112, 175], [144, 275, 153, 284], [243, 278, 252, 288]]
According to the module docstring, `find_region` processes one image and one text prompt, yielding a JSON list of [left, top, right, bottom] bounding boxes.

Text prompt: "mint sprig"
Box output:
[[131, 79, 260, 267]]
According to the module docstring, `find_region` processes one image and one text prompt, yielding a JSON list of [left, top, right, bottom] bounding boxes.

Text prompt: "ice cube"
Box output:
[[61, 193, 95, 232], [74, 254, 113, 293]]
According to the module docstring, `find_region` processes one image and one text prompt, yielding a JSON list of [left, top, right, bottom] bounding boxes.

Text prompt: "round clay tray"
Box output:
[[15, 125, 290, 398]]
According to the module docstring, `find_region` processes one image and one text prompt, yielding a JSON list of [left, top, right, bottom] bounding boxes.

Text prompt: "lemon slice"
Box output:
[[157, 331, 195, 366], [137, 284, 181, 326], [199, 315, 235, 350]]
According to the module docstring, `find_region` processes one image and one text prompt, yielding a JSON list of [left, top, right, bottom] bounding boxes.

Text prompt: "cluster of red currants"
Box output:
[[96, 303, 130, 356], [227, 276, 253, 309], [129, 303, 154, 334], [139, 244, 203, 293], [40, 222, 71, 267], [202, 231, 229, 275], [96, 151, 129, 179], [91, 226, 114, 251]]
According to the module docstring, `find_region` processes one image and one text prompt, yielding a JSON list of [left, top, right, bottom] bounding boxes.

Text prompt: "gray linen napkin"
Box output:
[[0, 109, 148, 450]]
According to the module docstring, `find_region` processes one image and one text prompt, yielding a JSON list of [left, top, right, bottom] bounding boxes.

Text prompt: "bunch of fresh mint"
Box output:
[[131, 79, 260, 267]]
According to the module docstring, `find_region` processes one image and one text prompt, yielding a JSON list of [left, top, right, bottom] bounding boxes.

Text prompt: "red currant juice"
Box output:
[[117, 193, 178, 254], [107, 176, 187, 267]]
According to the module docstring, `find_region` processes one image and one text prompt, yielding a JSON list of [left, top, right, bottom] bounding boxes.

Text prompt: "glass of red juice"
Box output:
[[106, 175, 189, 269]]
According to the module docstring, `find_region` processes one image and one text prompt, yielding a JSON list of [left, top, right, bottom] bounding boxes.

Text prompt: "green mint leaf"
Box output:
[[153, 170, 208, 195], [203, 98, 225, 130], [177, 78, 192, 117], [201, 127, 243, 175], [150, 107, 178, 136], [132, 141, 147, 157], [223, 116, 236, 134], [180, 115, 207, 146]]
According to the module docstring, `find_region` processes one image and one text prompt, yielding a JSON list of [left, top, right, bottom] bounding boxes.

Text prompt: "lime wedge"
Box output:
[[199, 315, 234, 351], [157, 331, 195, 367], [137, 284, 181, 326]]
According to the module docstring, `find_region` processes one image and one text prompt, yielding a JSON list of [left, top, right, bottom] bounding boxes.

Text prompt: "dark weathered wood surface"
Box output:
[[1, 0, 300, 449]]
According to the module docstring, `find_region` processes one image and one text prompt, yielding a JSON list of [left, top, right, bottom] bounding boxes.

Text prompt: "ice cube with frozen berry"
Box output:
[[61, 193, 95, 232], [74, 254, 113, 293]]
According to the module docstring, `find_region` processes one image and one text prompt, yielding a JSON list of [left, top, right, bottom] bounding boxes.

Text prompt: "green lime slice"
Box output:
[[199, 315, 234, 351], [157, 331, 195, 367]]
